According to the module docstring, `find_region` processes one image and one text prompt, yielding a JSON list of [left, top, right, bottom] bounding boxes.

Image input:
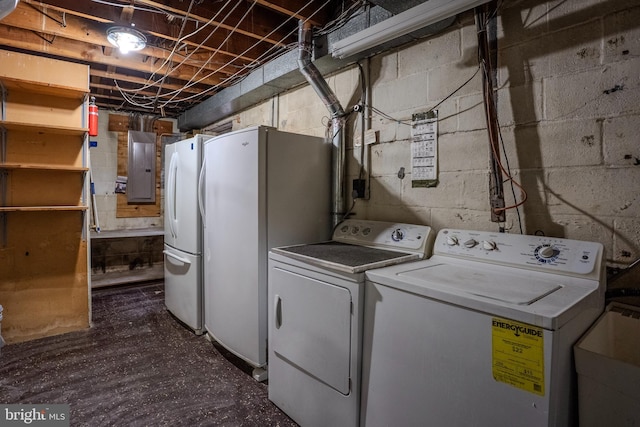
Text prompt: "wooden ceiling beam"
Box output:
[[254, 0, 329, 27], [90, 69, 207, 95], [134, 0, 295, 46], [90, 82, 201, 101], [19, 0, 261, 65], [93, 92, 197, 107], [0, 25, 224, 87], [92, 96, 184, 115], [24, 0, 296, 53], [2, 3, 237, 76]]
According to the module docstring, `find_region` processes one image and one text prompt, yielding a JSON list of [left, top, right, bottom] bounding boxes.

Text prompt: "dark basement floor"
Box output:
[[0, 282, 298, 426]]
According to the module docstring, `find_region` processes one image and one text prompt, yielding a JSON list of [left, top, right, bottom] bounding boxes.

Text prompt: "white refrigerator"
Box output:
[[164, 134, 210, 334], [201, 126, 330, 379]]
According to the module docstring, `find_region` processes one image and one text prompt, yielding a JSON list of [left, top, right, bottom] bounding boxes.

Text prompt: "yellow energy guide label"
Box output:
[[491, 317, 545, 396]]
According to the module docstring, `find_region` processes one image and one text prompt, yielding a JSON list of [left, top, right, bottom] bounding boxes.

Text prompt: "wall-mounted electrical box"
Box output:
[[127, 130, 156, 203]]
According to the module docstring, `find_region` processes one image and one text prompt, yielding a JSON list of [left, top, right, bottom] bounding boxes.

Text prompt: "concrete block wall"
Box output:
[[206, 0, 640, 268], [91, 235, 164, 275]]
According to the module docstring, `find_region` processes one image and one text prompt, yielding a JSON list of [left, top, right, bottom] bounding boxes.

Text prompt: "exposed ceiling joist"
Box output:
[[0, 0, 353, 116]]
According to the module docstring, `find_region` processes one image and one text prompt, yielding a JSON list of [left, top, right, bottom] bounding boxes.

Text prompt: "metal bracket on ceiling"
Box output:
[[31, 31, 56, 45], [26, 3, 67, 28]]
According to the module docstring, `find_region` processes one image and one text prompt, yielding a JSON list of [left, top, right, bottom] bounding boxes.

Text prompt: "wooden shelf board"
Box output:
[[0, 77, 87, 100], [0, 162, 88, 172], [0, 206, 88, 212], [0, 121, 88, 136]]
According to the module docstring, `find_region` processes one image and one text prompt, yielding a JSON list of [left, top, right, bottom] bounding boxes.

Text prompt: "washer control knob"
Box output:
[[391, 228, 405, 242], [340, 225, 349, 233], [351, 226, 360, 235], [539, 246, 556, 259], [464, 239, 478, 248], [483, 240, 497, 251], [446, 236, 459, 246]]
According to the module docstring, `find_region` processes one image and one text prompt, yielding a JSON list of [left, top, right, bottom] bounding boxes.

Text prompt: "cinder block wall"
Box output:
[[211, 0, 640, 268], [91, 235, 164, 275]]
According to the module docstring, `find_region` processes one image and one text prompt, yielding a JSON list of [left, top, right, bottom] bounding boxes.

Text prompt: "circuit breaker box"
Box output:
[[127, 130, 156, 203]]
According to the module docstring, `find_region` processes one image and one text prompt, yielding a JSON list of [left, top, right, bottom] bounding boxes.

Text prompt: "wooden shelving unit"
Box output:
[[0, 49, 91, 343], [0, 76, 88, 100], [0, 120, 88, 135], [0, 162, 89, 172], [0, 206, 89, 212]]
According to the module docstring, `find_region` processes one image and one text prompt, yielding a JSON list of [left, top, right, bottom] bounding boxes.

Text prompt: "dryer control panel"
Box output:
[[334, 219, 434, 258], [434, 229, 603, 278]]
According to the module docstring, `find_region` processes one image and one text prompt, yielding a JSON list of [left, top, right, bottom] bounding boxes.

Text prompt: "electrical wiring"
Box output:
[[176, 0, 333, 98], [90, 0, 172, 16], [366, 104, 412, 125], [475, 3, 526, 233], [114, 0, 358, 112], [427, 65, 481, 114], [112, 0, 365, 112], [360, 62, 482, 129], [314, 0, 366, 37], [151, 0, 332, 108], [116, 0, 234, 96], [115, 0, 277, 109], [117, 0, 321, 109], [149, 0, 197, 109], [157, 0, 262, 106], [116, 0, 247, 109]]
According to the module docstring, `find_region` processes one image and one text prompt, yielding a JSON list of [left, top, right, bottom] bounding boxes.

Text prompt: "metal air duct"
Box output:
[[0, 0, 18, 21], [298, 21, 347, 228]]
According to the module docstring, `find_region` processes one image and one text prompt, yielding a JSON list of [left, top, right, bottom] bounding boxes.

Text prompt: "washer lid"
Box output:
[[399, 263, 562, 305], [366, 257, 603, 329]]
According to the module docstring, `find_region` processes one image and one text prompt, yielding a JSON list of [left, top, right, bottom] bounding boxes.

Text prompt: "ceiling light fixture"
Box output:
[[331, 0, 490, 59], [107, 26, 147, 54]]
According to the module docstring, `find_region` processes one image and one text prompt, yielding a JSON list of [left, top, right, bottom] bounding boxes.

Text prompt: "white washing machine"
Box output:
[[267, 219, 434, 427], [361, 229, 606, 427]]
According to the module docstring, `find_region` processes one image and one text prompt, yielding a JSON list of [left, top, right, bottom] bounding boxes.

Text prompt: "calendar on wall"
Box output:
[[411, 110, 438, 188]]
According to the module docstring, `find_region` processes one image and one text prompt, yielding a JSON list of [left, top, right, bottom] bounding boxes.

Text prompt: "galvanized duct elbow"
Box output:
[[298, 21, 347, 228], [0, 0, 19, 20]]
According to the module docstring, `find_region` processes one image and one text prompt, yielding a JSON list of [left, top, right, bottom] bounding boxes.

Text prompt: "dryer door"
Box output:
[[271, 266, 352, 394]]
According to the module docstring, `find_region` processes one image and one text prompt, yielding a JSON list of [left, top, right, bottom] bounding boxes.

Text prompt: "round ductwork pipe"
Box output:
[[0, 0, 19, 21]]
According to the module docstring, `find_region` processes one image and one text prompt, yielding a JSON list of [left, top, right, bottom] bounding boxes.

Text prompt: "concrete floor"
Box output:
[[0, 282, 297, 426]]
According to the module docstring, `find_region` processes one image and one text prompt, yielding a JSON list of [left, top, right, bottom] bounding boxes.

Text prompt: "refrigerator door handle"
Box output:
[[163, 250, 192, 265], [274, 294, 282, 329], [197, 156, 206, 226], [168, 152, 179, 239]]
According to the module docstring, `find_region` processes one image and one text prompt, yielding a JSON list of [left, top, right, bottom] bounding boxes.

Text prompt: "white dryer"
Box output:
[[268, 219, 434, 427], [361, 229, 606, 427]]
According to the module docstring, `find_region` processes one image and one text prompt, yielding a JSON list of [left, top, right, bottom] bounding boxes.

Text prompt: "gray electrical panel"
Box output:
[[127, 130, 157, 203]]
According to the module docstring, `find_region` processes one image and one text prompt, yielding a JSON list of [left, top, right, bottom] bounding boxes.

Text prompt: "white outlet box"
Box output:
[[355, 129, 379, 147]]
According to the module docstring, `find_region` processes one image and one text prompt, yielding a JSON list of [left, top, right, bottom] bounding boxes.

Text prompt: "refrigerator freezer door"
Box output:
[[164, 143, 177, 248], [204, 128, 265, 366], [164, 136, 202, 255], [203, 126, 330, 370], [164, 245, 203, 332]]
